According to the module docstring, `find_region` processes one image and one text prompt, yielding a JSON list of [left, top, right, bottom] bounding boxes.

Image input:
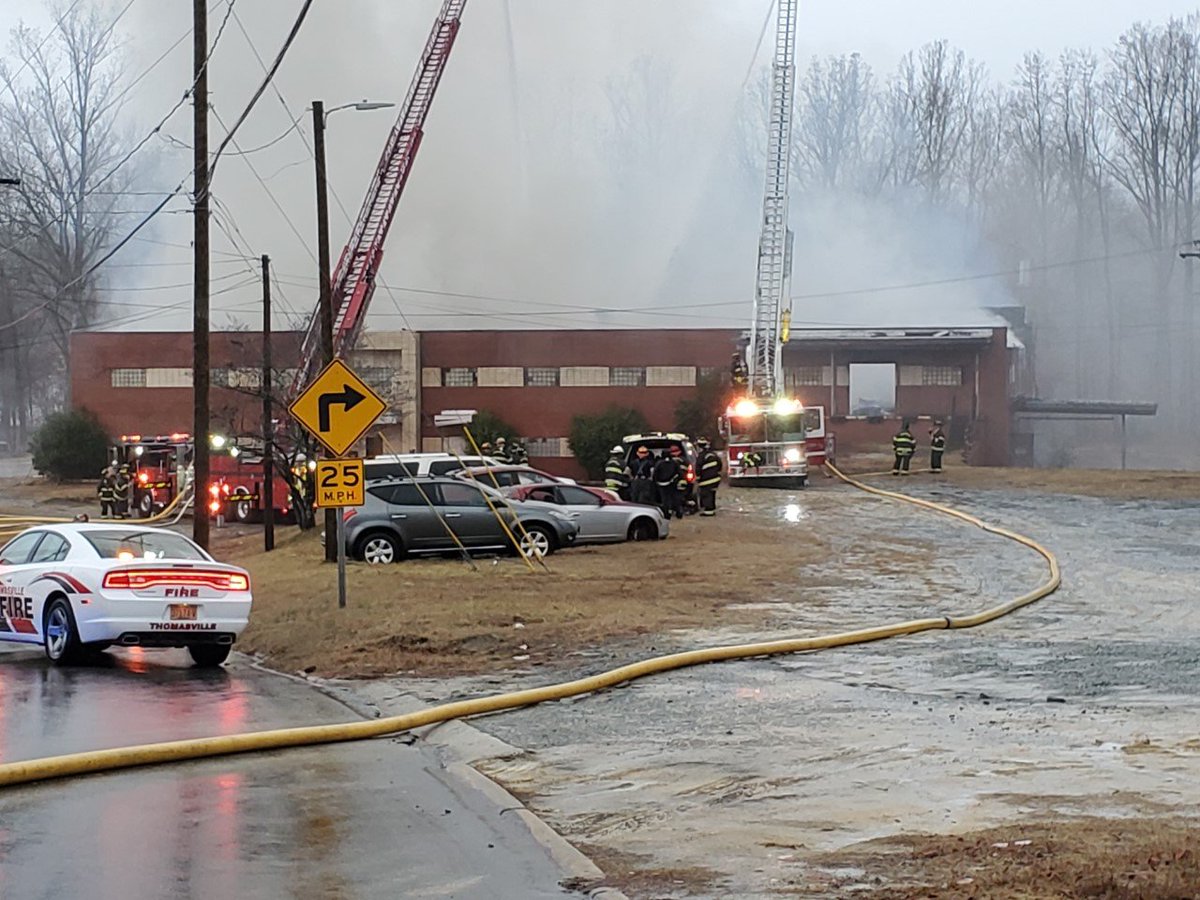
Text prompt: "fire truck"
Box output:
[[111, 434, 296, 523], [716, 0, 833, 487], [719, 400, 830, 488]]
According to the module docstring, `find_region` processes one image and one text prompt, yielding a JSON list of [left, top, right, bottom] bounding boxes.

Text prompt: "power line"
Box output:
[[229, 6, 415, 332], [89, 0, 238, 197], [208, 0, 315, 178]]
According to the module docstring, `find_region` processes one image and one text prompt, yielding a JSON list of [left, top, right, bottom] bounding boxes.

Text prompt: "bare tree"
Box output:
[[794, 53, 876, 191], [890, 41, 984, 203], [1103, 19, 1196, 408], [0, 0, 137, 448]]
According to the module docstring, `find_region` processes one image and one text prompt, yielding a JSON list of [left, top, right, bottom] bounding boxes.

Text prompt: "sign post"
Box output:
[[290, 361, 387, 608]]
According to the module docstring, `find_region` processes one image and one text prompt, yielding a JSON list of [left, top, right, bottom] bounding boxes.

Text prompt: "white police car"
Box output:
[[0, 523, 252, 667]]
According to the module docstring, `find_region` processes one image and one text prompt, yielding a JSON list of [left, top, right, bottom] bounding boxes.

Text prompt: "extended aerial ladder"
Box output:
[[290, 0, 468, 399], [746, 0, 798, 398], [721, 0, 820, 486]]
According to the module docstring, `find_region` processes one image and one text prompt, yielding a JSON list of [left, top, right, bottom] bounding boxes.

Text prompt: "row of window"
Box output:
[[433, 366, 723, 389], [784, 365, 965, 388], [110, 367, 300, 390]]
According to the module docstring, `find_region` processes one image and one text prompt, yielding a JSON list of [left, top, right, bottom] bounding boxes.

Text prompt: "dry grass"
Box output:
[[228, 512, 835, 679], [815, 818, 1200, 899]]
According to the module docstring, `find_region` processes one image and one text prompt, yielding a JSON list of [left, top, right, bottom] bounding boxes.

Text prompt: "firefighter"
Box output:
[[696, 437, 722, 516], [929, 420, 947, 473], [480, 441, 493, 457], [654, 446, 685, 520], [97, 466, 116, 518], [493, 437, 512, 464], [892, 421, 917, 476], [113, 464, 132, 517], [731, 351, 749, 387], [509, 440, 529, 466], [741, 450, 763, 472], [629, 445, 656, 505], [605, 445, 630, 499]]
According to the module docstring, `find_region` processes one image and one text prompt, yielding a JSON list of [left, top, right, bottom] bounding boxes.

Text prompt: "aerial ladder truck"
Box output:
[[125, 1, 469, 525], [721, 0, 829, 486]]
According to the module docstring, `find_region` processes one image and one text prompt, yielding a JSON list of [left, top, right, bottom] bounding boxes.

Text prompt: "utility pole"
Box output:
[[192, 0, 211, 550], [312, 99, 337, 563], [261, 255, 275, 552]]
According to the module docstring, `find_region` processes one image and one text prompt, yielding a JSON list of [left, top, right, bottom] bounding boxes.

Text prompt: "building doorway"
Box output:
[[849, 363, 896, 417]]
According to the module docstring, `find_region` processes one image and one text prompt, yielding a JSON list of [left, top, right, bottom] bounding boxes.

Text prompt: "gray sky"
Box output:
[[1, 0, 1196, 333]]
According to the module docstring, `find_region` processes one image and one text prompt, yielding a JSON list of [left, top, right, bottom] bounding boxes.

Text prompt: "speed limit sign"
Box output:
[[314, 459, 364, 508]]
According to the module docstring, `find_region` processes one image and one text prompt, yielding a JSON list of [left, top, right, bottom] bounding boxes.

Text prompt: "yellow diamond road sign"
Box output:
[[289, 358, 388, 457]]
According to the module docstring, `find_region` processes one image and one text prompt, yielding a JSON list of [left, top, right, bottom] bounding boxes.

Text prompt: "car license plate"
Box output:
[[169, 604, 198, 621]]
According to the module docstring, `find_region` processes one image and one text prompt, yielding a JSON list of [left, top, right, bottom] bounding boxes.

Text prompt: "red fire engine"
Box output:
[[112, 434, 296, 522]]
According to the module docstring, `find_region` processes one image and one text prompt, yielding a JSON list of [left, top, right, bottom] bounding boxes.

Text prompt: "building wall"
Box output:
[[69, 325, 1013, 474], [418, 329, 738, 479], [779, 329, 1011, 465], [69, 330, 419, 454]]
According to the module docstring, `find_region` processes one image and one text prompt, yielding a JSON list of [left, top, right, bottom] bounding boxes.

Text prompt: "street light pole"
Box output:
[[310, 99, 394, 565], [312, 100, 338, 563]]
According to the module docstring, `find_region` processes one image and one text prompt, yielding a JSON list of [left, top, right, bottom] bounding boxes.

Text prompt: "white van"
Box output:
[[364, 453, 501, 481]]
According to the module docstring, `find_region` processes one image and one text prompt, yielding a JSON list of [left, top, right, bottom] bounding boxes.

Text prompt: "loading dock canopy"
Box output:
[[1011, 398, 1157, 417]]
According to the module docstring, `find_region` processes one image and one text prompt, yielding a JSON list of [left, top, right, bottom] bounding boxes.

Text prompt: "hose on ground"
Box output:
[[0, 463, 1060, 788]]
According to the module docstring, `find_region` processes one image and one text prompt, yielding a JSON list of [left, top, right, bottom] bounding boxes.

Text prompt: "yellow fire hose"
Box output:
[[1, 481, 195, 541], [0, 463, 1060, 788]]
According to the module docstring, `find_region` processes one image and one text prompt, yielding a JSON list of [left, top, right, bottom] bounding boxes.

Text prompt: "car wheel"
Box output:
[[138, 492, 154, 518], [188, 644, 232, 668], [517, 524, 555, 558], [359, 532, 402, 565], [43, 597, 82, 665], [628, 518, 658, 542]]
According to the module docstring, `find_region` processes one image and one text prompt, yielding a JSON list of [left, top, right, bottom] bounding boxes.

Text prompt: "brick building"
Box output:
[[69, 322, 1018, 478]]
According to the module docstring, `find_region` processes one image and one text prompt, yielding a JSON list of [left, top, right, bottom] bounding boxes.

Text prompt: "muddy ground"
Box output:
[[352, 480, 1200, 898]]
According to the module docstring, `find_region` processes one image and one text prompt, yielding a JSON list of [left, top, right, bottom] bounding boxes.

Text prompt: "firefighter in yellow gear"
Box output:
[[892, 422, 917, 475], [113, 464, 132, 517], [97, 466, 116, 518], [604, 446, 630, 499], [929, 421, 947, 473], [696, 437, 722, 516]]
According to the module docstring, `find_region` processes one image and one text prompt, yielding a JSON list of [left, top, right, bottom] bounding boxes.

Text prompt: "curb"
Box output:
[[243, 661, 628, 899]]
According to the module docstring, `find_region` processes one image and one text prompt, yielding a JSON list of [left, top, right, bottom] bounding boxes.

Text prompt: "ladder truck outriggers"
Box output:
[[719, 0, 828, 487]]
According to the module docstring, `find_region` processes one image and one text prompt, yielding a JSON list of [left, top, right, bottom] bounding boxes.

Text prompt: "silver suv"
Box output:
[[343, 477, 579, 564]]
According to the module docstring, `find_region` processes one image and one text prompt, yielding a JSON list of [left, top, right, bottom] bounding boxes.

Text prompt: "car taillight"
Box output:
[[686, 465, 695, 482], [103, 569, 250, 591]]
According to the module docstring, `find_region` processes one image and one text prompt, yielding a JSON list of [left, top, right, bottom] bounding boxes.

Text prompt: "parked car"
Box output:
[[363, 453, 501, 481], [502, 483, 670, 544], [0, 523, 251, 667], [454, 465, 577, 488], [343, 477, 578, 564]]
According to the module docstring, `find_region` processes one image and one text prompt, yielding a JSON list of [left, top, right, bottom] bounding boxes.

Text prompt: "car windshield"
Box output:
[[83, 530, 208, 561]]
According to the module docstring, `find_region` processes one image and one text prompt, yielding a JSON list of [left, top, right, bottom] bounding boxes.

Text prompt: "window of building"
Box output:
[[523, 437, 567, 457], [922, 365, 963, 386], [610, 367, 645, 387], [524, 367, 559, 387], [111, 368, 146, 388], [698, 366, 722, 381], [442, 367, 477, 387], [788, 367, 825, 387]]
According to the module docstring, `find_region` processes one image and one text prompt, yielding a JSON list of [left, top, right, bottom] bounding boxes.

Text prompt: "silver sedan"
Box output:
[[502, 483, 669, 544]]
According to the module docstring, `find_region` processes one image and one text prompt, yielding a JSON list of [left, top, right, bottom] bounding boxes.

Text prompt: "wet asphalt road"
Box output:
[[0, 646, 580, 900]]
